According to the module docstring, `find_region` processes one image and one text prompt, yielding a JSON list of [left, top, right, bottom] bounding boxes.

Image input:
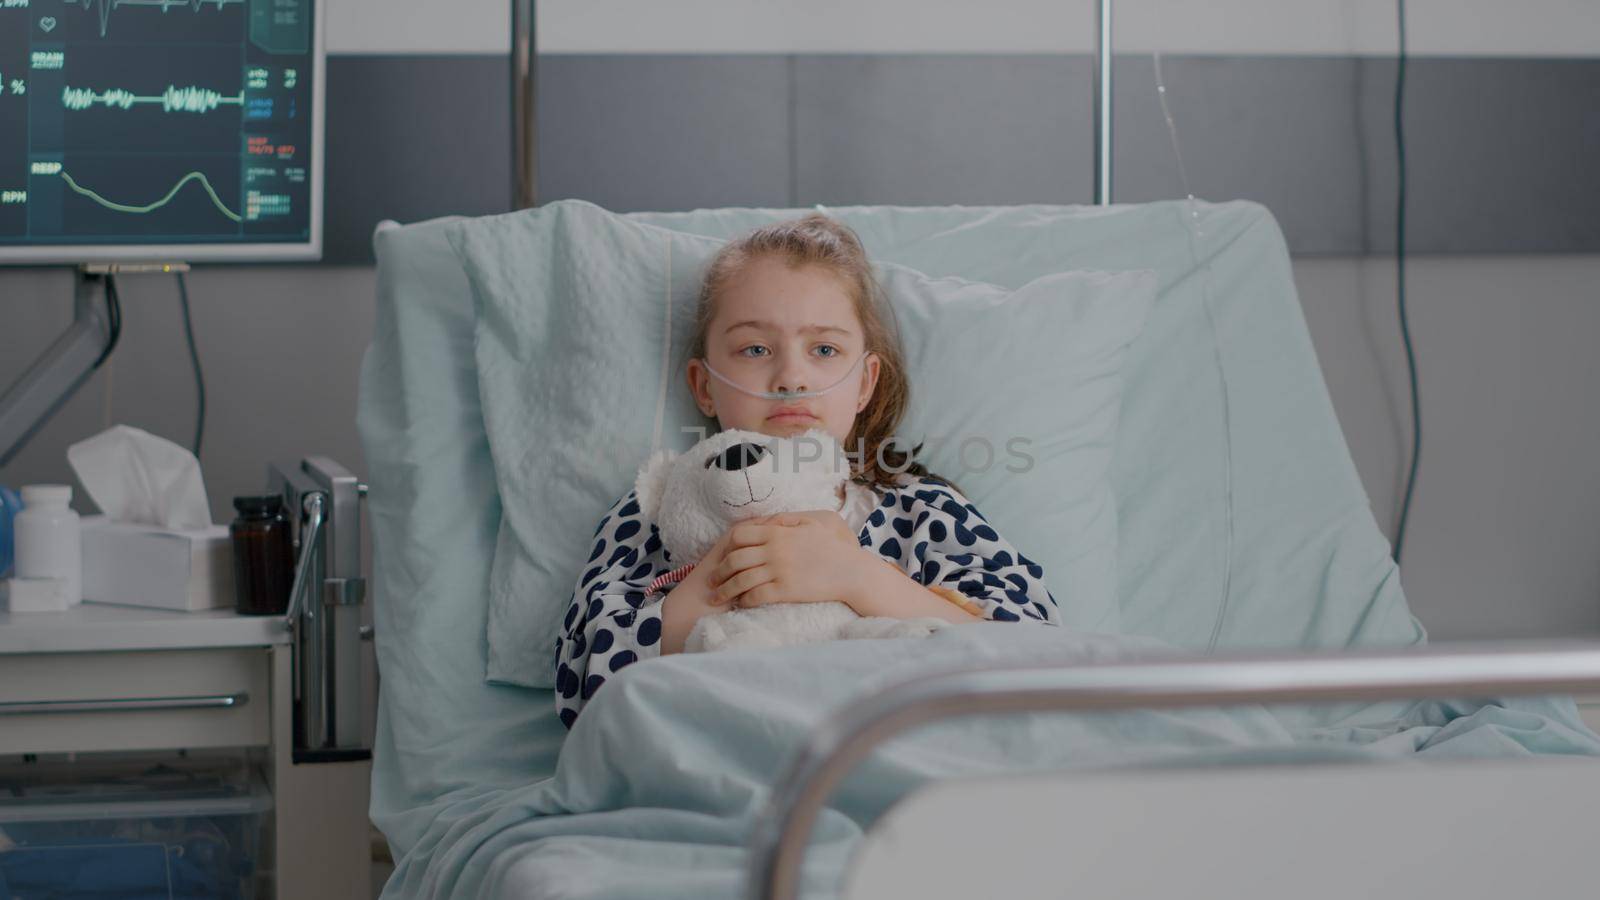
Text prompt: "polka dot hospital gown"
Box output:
[[554, 474, 1061, 728]]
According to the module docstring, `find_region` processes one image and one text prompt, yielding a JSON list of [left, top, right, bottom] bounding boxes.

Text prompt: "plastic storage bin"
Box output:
[[0, 764, 271, 899]]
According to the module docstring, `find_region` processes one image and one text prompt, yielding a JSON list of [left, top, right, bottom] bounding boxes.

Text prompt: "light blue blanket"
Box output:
[[379, 626, 1599, 899]]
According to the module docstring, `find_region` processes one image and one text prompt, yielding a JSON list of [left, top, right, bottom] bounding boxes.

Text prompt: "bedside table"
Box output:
[[1579, 696, 1600, 735], [0, 601, 369, 899]]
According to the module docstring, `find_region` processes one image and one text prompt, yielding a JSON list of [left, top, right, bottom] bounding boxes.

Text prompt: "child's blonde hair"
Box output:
[[690, 213, 930, 489]]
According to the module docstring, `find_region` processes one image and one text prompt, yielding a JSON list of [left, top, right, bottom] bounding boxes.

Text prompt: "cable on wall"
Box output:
[[91, 273, 122, 370], [175, 272, 206, 459], [1392, 0, 1422, 567]]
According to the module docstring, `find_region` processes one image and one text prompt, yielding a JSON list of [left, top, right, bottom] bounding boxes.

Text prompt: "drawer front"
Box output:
[[0, 649, 270, 754]]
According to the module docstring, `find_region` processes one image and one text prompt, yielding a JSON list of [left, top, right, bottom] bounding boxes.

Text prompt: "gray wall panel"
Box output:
[[792, 55, 1092, 206], [1405, 58, 1600, 254], [1112, 55, 1375, 254], [316, 53, 1600, 262], [324, 55, 512, 264], [536, 55, 792, 214]]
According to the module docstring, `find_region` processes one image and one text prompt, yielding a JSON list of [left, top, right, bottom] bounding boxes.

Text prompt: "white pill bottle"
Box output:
[[15, 484, 82, 606]]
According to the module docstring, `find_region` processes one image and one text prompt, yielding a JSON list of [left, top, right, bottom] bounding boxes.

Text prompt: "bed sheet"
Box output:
[[376, 627, 1600, 899]]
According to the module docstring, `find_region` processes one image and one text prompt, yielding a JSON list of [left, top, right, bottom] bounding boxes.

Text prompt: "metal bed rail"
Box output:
[[746, 641, 1600, 900]]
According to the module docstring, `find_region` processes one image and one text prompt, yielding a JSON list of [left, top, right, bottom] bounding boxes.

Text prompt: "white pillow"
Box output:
[[449, 200, 1155, 688]]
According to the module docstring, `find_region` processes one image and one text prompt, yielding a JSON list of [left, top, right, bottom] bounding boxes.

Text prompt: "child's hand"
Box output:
[[675, 529, 740, 609], [659, 529, 741, 655], [709, 511, 871, 609]]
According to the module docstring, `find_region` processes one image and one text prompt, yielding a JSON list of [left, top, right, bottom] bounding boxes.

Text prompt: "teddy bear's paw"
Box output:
[[900, 617, 954, 639], [690, 612, 790, 652], [686, 614, 743, 653], [683, 617, 720, 654], [710, 627, 789, 652], [840, 616, 949, 641]]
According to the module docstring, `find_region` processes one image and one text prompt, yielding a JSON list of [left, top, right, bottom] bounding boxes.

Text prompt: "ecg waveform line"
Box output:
[[62, 84, 243, 113], [69, 0, 247, 39], [59, 169, 243, 223]]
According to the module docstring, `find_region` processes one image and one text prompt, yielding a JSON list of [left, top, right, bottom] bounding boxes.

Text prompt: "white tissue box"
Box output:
[[80, 516, 235, 612]]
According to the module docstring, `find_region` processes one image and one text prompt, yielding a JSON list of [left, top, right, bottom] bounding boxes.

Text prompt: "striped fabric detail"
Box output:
[[647, 563, 696, 595]]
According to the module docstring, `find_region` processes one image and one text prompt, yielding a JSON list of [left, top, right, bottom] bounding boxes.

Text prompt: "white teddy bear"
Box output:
[[634, 428, 948, 652]]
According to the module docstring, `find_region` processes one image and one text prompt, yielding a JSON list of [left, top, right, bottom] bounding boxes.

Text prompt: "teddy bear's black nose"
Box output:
[[706, 442, 768, 471]]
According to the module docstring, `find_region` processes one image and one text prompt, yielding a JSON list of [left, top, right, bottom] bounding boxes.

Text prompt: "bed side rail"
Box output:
[[746, 641, 1600, 900]]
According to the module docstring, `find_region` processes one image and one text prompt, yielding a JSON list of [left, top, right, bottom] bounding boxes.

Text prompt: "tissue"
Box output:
[[67, 425, 213, 529]]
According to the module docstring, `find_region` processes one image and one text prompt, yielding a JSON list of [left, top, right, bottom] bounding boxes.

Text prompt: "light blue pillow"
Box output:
[[449, 200, 1155, 688]]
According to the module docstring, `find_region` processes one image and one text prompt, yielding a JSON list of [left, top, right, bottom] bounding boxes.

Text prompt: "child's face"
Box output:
[[687, 255, 880, 443]]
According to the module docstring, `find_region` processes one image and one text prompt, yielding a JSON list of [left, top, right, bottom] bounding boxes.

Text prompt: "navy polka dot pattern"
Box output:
[[856, 477, 1061, 630], [555, 476, 1060, 730], [555, 490, 669, 730]]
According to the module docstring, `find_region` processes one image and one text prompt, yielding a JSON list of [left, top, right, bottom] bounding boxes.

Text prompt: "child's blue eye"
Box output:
[[815, 345, 839, 358], [739, 346, 770, 358]]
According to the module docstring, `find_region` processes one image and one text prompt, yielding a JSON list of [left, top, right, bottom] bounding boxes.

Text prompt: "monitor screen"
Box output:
[[0, 0, 323, 263]]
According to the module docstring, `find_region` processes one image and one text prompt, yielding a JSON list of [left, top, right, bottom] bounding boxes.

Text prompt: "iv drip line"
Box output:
[[1150, 50, 1235, 652], [1152, 51, 1202, 239]]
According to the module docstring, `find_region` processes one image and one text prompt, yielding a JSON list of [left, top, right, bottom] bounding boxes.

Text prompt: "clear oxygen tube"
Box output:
[[699, 352, 869, 401]]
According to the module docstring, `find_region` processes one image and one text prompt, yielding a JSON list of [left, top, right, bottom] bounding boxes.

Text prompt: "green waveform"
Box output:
[[59, 169, 243, 223], [61, 84, 243, 113], [74, 0, 246, 40]]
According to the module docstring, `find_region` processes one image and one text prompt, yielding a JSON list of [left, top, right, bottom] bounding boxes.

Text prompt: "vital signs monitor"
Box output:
[[0, 0, 323, 262]]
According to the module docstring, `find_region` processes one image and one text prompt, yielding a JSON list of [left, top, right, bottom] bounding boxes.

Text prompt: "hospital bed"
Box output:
[[357, 199, 1600, 899]]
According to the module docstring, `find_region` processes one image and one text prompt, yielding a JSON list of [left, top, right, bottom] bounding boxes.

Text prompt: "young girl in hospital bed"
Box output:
[[555, 214, 1060, 728]]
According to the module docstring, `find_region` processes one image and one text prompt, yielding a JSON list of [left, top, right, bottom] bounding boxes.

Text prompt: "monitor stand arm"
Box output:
[[0, 270, 113, 468]]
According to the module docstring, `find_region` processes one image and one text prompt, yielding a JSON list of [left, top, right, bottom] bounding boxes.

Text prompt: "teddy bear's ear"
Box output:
[[634, 449, 675, 521]]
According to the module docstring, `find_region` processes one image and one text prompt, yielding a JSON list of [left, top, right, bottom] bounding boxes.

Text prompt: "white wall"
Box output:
[[1296, 255, 1600, 639], [0, 266, 377, 529], [331, 0, 1600, 56]]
